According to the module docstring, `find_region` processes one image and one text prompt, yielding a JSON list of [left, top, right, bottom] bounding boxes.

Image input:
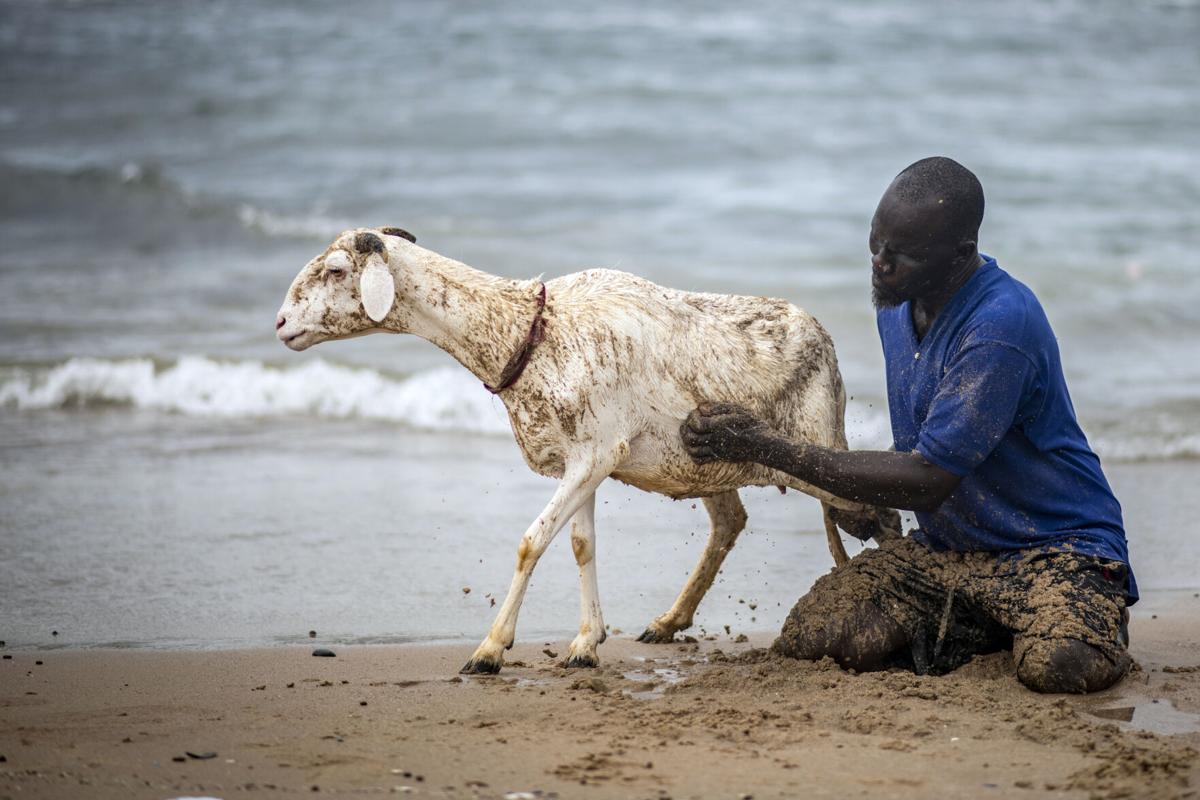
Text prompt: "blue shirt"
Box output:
[[876, 255, 1137, 602]]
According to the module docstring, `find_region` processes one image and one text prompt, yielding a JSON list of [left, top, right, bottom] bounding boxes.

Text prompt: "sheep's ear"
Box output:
[[359, 254, 395, 322]]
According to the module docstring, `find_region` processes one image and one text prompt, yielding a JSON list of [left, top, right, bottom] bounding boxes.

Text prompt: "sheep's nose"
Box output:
[[276, 314, 286, 330]]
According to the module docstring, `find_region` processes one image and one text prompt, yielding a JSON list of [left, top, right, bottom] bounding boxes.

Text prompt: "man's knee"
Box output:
[[1016, 638, 1130, 694], [772, 600, 908, 672], [772, 608, 836, 661]]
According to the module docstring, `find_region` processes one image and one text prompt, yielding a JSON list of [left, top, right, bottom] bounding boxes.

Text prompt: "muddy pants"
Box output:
[[773, 537, 1132, 694]]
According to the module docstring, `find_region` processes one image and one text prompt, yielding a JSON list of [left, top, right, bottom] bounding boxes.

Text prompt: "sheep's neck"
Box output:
[[402, 253, 543, 388]]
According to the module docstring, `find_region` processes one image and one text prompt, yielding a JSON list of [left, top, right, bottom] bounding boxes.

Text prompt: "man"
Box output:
[[680, 157, 1135, 693]]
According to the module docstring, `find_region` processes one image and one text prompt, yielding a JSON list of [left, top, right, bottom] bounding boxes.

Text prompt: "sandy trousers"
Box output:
[[773, 537, 1132, 693]]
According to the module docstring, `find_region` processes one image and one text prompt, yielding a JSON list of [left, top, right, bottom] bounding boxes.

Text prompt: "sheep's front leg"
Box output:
[[638, 490, 747, 643], [565, 492, 605, 668], [461, 441, 629, 674]]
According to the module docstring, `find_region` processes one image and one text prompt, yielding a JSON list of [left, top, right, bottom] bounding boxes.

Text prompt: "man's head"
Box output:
[[870, 157, 984, 309]]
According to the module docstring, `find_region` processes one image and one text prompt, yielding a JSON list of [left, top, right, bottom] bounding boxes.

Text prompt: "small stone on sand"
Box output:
[[312, 648, 336, 657], [571, 677, 608, 693]]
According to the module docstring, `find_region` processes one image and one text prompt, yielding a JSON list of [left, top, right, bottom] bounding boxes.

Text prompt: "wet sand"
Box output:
[[2, 610, 1198, 800]]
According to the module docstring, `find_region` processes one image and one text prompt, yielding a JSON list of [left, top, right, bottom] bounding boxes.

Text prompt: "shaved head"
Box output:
[[889, 157, 985, 244]]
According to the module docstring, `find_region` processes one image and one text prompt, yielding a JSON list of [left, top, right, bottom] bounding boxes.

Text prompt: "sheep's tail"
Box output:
[[822, 502, 851, 568]]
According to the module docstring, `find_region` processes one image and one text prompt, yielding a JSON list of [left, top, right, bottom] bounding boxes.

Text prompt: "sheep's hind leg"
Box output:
[[461, 441, 629, 675], [565, 492, 605, 668], [822, 502, 850, 568], [637, 490, 747, 643]]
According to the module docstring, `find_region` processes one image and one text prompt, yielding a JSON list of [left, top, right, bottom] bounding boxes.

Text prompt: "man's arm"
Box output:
[[680, 402, 961, 512]]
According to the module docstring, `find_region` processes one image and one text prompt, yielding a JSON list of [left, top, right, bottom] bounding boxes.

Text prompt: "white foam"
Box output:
[[0, 357, 1195, 461], [237, 203, 354, 240], [0, 357, 513, 436], [1090, 431, 1200, 463], [0, 357, 896, 444]]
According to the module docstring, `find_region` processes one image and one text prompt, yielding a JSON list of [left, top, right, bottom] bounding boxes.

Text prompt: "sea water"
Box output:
[[2, 0, 1198, 648]]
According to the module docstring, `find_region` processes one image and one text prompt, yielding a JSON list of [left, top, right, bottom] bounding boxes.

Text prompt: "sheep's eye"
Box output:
[[326, 266, 345, 277]]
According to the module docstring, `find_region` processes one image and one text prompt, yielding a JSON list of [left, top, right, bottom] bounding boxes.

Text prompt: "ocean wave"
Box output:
[[1, 155, 180, 193], [1, 156, 345, 243], [1090, 432, 1200, 464], [1, 357, 1196, 462], [236, 203, 356, 240], [0, 356, 901, 447], [0, 357, 512, 436]]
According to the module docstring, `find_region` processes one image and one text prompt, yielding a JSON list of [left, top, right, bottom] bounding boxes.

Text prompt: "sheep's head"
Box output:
[[275, 227, 416, 351]]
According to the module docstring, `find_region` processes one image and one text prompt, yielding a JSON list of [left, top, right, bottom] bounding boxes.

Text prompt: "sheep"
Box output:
[[276, 227, 900, 674]]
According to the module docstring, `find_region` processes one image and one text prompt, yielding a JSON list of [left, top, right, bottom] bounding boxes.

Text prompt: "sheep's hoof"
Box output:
[[565, 654, 599, 669], [460, 657, 502, 675], [636, 627, 677, 644]]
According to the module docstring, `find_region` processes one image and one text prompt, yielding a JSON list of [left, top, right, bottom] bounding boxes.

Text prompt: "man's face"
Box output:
[[869, 187, 967, 309]]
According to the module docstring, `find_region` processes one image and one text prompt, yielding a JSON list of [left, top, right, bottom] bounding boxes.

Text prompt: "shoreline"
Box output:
[[3, 455, 1198, 654], [2, 611, 1197, 800], [4, 587, 1193, 654]]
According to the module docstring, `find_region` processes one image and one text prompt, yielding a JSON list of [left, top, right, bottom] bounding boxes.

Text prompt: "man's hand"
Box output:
[[680, 402, 778, 464], [826, 506, 885, 542]]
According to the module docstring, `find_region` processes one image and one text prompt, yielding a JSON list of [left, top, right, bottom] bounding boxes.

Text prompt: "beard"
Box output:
[[871, 279, 907, 309]]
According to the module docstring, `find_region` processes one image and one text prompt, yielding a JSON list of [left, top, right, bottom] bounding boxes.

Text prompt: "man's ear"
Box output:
[[359, 253, 395, 322], [956, 239, 977, 257]]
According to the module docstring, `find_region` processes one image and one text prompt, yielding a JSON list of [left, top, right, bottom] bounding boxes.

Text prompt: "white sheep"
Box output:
[[276, 228, 899, 673]]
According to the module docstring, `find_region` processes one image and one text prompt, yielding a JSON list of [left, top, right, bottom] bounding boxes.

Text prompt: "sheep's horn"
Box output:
[[380, 227, 416, 243], [354, 232, 386, 255], [324, 249, 353, 270]]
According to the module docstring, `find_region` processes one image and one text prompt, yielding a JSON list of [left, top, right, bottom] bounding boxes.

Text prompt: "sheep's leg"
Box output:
[[565, 492, 606, 668], [461, 440, 629, 675], [822, 502, 851, 568], [637, 490, 747, 644]]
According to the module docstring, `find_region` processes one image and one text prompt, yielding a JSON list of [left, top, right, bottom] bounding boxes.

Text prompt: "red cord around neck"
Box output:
[[483, 283, 547, 394]]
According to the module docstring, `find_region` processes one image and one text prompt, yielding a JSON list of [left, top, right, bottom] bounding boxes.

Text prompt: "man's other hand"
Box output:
[[826, 506, 885, 541], [680, 402, 777, 464]]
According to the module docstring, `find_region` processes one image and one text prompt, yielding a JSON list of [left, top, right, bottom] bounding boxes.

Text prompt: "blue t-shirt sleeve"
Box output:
[[916, 340, 1039, 476]]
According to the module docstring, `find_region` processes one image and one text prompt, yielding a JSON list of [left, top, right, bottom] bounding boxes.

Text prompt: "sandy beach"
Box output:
[[2, 609, 1197, 800], [3, 3, 1199, 800]]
